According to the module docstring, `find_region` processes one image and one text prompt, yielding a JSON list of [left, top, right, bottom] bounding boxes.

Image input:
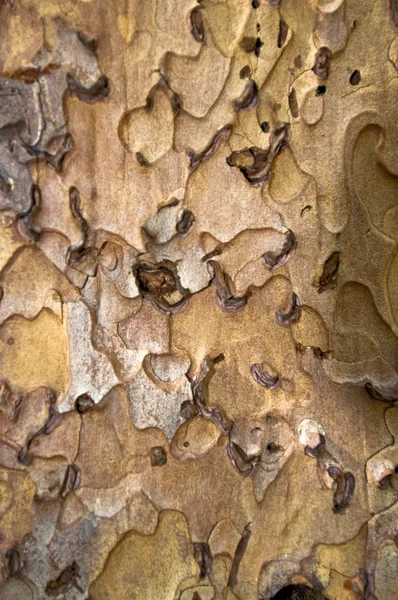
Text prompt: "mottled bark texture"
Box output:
[[0, 1, 398, 599]]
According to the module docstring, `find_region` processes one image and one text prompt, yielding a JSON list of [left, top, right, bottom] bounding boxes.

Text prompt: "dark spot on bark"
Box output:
[[390, 0, 398, 26], [255, 37, 264, 57], [145, 95, 153, 110], [18, 183, 41, 242], [312, 47, 332, 80], [46, 562, 83, 596], [0, 174, 12, 194], [161, 198, 180, 209], [190, 355, 233, 436], [317, 251, 340, 292], [46, 133, 74, 173], [150, 446, 167, 467], [270, 584, 325, 600], [296, 344, 330, 359], [288, 88, 299, 118], [305, 435, 355, 513], [234, 79, 258, 111], [176, 209, 195, 235], [240, 65, 251, 79], [190, 7, 205, 42], [359, 569, 374, 600], [188, 125, 232, 170], [239, 34, 266, 56], [193, 593, 202, 600], [364, 382, 398, 402], [263, 229, 296, 271], [294, 55, 302, 69], [193, 542, 212, 578], [316, 85, 326, 96], [133, 259, 190, 313], [300, 205, 312, 215], [307, 433, 326, 455], [252, 0, 261, 8], [208, 260, 248, 313], [227, 123, 290, 186], [276, 292, 301, 325], [170, 92, 181, 116], [5, 548, 21, 577], [379, 472, 395, 489], [240, 36, 257, 53], [261, 121, 270, 132], [267, 442, 284, 455], [66, 73, 109, 104], [227, 522, 252, 589], [136, 152, 149, 166], [250, 364, 280, 389], [313, 347, 331, 359], [328, 466, 355, 514], [227, 439, 259, 475], [60, 464, 81, 499], [75, 393, 94, 414], [266, 414, 278, 426], [0, 379, 22, 421], [69, 187, 89, 237], [77, 31, 98, 54], [201, 246, 225, 262], [213, 353, 225, 364], [18, 389, 61, 465], [180, 400, 197, 420], [148, 75, 181, 116], [67, 186, 96, 270], [350, 69, 361, 85], [278, 19, 289, 48], [138, 265, 177, 297]]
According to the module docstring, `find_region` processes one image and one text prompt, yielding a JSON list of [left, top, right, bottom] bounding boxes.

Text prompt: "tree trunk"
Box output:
[[0, 0, 397, 599]]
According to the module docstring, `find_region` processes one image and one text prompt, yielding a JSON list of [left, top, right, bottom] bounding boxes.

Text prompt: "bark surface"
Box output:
[[0, 1, 398, 599]]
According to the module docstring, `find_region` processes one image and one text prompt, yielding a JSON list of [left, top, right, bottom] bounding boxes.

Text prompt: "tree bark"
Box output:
[[0, 1, 397, 599]]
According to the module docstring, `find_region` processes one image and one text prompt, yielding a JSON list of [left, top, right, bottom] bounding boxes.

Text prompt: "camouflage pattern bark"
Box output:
[[0, 1, 398, 599]]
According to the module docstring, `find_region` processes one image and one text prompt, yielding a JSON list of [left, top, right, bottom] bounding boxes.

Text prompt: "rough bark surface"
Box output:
[[0, 0, 398, 599]]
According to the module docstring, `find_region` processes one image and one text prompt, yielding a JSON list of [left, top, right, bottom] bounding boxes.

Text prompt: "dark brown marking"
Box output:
[[350, 69, 361, 85], [176, 209, 195, 235], [208, 260, 248, 313], [66, 73, 109, 104], [150, 446, 167, 467], [227, 522, 252, 589], [190, 356, 233, 436], [193, 542, 212, 578], [278, 19, 289, 48], [46, 562, 83, 596], [263, 229, 296, 271], [312, 47, 332, 80], [250, 364, 280, 389], [276, 292, 301, 325], [288, 88, 299, 118], [133, 259, 190, 313], [226, 123, 290, 186], [75, 393, 95, 414], [190, 7, 205, 42], [60, 464, 81, 499], [317, 251, 340, 293], [188, 126, 232, 170], [234, 79, 258, 111]]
